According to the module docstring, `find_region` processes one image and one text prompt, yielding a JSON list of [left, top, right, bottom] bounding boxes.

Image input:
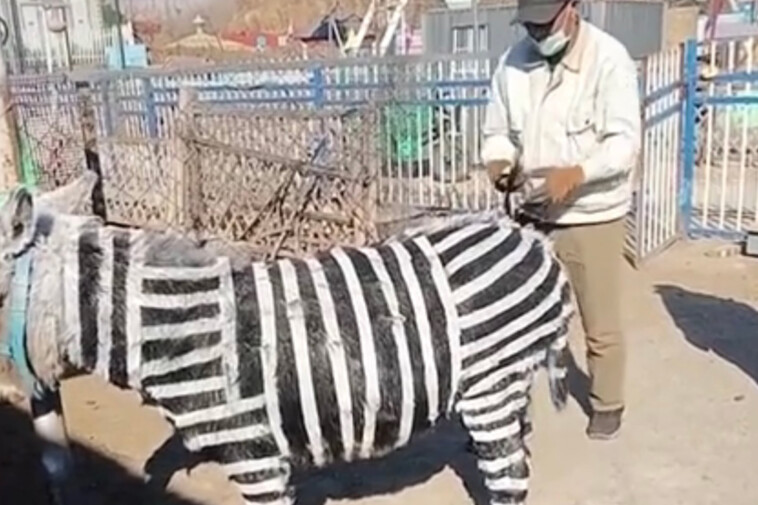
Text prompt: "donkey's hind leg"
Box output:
[[31, 386, 80, 505], [226, 457, 294, 505], [457, 371, 534, 505]]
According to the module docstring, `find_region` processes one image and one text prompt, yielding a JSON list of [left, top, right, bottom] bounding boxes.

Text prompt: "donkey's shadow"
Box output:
[[0, 402, 205, 505], [146, 418, 490, 505]]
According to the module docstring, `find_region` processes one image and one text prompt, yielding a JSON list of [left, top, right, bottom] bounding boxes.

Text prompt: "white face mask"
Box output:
[[532, 28, 570, 57]]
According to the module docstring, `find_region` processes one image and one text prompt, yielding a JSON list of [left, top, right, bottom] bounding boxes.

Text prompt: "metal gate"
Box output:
[[632, 45, 684, 264], [682, 37, 758, 239]]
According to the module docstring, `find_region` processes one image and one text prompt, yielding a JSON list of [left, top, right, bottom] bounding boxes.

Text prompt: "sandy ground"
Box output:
[[1, 239, 757, 505]]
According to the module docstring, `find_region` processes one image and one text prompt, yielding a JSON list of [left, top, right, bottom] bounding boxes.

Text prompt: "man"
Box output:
[[482, 0, 641, 440]]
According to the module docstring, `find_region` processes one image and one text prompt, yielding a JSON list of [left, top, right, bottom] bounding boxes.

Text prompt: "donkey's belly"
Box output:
[[269, 339, 449, 469]]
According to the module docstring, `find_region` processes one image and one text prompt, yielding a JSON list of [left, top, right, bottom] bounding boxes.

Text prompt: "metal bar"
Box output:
[[701, 40, 716, 228], [642, 79, 684, 104], [10, 51, 505, 83], [644, 103, 680, 129], [701, 95, 758, 105], [718, 41, 735, 230], [687, 224, 746, 240], [665, 47, 680, 250], [736, 36, 752, 231], [680, 38, 698, 237], [644, 54, 665, 255]]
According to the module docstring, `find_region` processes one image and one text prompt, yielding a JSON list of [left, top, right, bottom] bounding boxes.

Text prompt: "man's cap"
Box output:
[[514, 0, 568, 24]]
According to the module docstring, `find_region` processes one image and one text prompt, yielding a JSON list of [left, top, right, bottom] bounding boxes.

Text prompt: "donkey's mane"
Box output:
[[42, 212, 218, 269], [387, 209, 558, 258], [44, 207, 554, 272], [390, 209, 551, 243], [389, 210, 512, 240]]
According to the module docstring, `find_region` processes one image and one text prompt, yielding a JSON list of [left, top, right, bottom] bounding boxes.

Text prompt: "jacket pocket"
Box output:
[[566, 105, 597, 159]]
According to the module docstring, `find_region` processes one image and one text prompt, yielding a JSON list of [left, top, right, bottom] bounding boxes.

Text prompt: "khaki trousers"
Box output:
[[551, 218, 626, 412]]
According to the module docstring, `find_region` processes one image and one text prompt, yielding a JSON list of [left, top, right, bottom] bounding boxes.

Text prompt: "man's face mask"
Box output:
[[524, 4, 574, 57]]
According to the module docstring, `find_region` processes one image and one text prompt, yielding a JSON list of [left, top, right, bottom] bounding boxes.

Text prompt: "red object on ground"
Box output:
[[222, 30, 280, 49]]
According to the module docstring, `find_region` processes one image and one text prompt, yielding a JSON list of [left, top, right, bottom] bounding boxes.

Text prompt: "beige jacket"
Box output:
[[481, 21, 641, 225]]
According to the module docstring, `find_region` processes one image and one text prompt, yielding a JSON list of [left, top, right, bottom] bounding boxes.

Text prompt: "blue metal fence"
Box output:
[[681, 36, 758, 240]]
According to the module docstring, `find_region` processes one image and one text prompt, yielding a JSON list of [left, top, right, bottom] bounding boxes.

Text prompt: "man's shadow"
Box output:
[[656, 284, 758, 386], [146, 418, 491, 505]]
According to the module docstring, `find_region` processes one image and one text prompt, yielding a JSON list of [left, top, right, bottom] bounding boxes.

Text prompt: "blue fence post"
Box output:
[[311, 65, 325, 108], [680, 38, 698, 238]]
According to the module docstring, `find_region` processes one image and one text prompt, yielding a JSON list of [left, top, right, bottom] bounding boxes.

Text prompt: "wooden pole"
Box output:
[[76, 81, 107, 220], [0, 46, 19, 191], [173, 87, 198, 232]]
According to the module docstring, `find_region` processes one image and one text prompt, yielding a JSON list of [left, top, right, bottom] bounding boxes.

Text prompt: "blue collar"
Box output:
[[0, 250, 39, 395]]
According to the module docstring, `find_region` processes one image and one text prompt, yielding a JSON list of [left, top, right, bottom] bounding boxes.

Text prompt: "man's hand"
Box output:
[[487, 160, 526, 194], [543, 165, 585, 203]]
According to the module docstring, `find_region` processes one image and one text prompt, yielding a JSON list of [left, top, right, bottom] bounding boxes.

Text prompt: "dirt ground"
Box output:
[[1, 239, 757, 505]]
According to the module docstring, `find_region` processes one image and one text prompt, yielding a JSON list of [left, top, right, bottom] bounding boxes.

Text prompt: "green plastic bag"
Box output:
[[19, 134, 39, 187], [0, 134, 40, 205], [381, 104, 433, 163]]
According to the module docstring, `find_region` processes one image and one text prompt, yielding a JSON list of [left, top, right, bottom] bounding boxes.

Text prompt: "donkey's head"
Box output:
[[0, 170, 99, 310], [0, 171, 99, 403], [0, 187, 35, 302]]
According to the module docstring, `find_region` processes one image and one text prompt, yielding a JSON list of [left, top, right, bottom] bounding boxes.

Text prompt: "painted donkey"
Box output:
[[0, 180, 575, 505]]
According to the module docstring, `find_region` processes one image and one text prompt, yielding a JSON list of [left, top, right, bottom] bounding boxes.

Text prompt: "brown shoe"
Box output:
[[586, 408, 623, 440]]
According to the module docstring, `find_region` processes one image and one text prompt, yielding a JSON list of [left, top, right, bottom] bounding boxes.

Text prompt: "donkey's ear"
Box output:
[[36, 170, 98, 215], [8, 187, 34, 240]]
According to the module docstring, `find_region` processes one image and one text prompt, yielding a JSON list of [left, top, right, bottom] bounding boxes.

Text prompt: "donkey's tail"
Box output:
[[547, 276, 575, 411], [547, 332, 570, 411]]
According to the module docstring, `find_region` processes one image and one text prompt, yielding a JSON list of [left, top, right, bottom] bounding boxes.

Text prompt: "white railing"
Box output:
[[636, 44, 683, 262]]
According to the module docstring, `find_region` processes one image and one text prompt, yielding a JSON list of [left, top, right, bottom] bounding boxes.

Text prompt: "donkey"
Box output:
[[0, 181, 575, 505]]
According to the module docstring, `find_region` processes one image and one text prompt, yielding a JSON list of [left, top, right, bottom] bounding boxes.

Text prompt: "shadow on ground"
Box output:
[[292, 419, 487, 505], [4, 395, 490, 505], [0, 402, 205, 505], [657, 284, 758, 386], [148, 418, 489, 505]]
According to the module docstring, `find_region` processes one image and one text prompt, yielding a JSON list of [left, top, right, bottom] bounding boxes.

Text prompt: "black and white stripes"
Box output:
[[427, 220, 573, 503], [55, 212, 572, 505]]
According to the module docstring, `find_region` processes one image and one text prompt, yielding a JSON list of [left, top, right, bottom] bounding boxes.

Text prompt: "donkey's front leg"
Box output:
[[31, 386, 81, 505]]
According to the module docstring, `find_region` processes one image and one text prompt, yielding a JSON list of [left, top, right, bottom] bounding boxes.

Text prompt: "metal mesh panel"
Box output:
[[13, 77, 85, 189]]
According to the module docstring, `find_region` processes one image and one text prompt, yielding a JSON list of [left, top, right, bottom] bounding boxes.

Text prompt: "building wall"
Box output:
[[602, 0, 664, 57], [69, 0, 105, 50], [423, 0, 667, 60], [661, 5, 698, 49], [0, 0, 105, 52]]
